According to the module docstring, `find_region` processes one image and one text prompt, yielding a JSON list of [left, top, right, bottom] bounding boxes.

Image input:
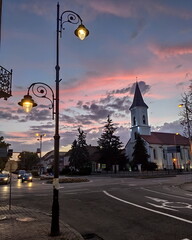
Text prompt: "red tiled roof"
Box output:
[[141, 132, 189, 146]]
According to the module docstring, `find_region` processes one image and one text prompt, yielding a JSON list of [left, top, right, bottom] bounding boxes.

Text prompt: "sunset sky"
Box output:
[[1, 0, 192, 156]]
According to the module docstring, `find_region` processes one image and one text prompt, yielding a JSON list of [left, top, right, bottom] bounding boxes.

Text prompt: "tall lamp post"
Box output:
[[18, 3, 89, 236]]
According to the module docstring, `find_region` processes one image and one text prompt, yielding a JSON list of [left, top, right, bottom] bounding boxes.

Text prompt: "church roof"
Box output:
[[129, 82, 148, 110], [141, 132, 189, 146]]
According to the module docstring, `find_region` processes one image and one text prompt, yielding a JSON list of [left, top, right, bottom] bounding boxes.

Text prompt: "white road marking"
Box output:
[[145, 196, 168, 203], [147, 202, 177, 211], [103, 190, 192, 224], [145, 196, 192, 210], [186, 193, 192, 197], [141, 187, 192, 201]]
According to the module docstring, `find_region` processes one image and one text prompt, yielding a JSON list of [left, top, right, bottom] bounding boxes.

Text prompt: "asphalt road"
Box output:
[[0, 174, 192, 240]]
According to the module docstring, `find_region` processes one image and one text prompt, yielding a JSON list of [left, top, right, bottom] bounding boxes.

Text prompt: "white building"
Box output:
[[125, 82, 191, 170]]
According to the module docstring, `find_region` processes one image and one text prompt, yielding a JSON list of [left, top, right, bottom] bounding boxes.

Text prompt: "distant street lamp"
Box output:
[[36, 133, 46, 174], [18, 2, 89, 236]]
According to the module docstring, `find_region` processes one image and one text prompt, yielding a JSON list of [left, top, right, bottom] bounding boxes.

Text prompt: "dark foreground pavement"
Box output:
[[0, 205, 84, 240]]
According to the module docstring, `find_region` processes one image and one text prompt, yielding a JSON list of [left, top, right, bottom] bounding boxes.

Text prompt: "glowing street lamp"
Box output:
[[18, 2, 89, 236]]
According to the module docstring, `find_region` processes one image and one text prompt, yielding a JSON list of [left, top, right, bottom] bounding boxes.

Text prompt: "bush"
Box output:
[[79, 167, 92, 175], [60, 167, 71, 175], [144, 162, 158, 171]]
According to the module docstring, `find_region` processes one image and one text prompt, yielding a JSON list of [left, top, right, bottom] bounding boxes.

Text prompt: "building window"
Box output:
[[143, 115, 146, 124], [133, 116, 136, 125], [180, 148, 183, 159], [163, 149, 166, 160], [153, 149, 157, 159]]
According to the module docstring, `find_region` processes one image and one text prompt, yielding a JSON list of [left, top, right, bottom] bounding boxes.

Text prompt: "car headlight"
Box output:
[[18, 174, 21, 177], [4, 178, 8, 181], [29, 177, 32, 180]]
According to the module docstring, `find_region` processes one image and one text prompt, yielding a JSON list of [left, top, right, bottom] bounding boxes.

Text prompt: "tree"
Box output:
[[69, 128, 91, 174], [179, 83, 192, 139], [131, 134, 149, 171], [97, 115, 124, 171], [0, 136, 10, 171], [18, 151, 40, 171]]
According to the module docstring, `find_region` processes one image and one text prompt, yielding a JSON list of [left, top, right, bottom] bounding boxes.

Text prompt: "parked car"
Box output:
[[18, 170, 26, 179], [0, 173, 10, 184], [21, 173, 33, 183]]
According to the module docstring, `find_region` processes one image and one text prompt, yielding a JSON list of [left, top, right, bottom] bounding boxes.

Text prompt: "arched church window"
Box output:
[[143, 115, 146, 124]]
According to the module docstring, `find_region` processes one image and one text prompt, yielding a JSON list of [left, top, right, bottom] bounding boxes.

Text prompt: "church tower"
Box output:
[[129, 82, 151, 142]]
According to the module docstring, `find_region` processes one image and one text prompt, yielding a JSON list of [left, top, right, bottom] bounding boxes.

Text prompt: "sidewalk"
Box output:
[[0, 205, 84, 240]]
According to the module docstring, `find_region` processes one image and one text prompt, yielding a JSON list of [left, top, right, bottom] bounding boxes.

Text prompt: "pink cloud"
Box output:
[[149, 43, 192, 58], [77, 0, 192, 20]]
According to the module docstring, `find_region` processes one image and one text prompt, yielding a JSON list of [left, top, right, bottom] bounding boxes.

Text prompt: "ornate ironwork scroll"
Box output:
[[0, 66, 12, 100]]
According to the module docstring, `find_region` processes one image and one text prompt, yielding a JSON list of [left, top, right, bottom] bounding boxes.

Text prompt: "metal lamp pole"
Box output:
[[51, 3, 89, 236], [18, 3, 89, 236]]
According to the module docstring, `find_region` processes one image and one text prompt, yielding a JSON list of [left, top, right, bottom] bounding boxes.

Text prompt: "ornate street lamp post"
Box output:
[[18, 2, 89, 236]]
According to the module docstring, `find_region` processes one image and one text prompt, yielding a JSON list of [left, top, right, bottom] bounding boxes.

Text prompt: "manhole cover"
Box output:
[[16, 217, 36, 222], [82, 233, 104, 239]]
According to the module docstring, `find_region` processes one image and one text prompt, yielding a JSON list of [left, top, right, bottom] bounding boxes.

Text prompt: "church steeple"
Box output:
[[130, 82, 151, 141], [130, 82, 148, 110]]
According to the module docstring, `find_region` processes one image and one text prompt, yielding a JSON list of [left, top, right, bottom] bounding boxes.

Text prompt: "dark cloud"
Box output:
[[18, 109, 52, 122], [152, 120, 183, 134], [86, 71, 101, 77], [77, 101, 83, 107], [0, 111, 19, 120], [130, 81, 151, 95], [175, 64, 182, 69], [109, 81, 151, 95], [60, 91, 132, 126], [130, 18, 147, 40]]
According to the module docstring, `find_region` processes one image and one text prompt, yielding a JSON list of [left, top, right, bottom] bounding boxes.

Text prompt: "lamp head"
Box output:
[[178, 104, 184, 108], [74, 24, 89, 40], [18, 94, 37, 113]]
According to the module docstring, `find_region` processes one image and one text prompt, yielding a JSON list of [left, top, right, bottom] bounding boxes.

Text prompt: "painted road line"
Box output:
[[103, 190, 192, 224], [186, 193, 192, 197], [141, 187, 192, 201]]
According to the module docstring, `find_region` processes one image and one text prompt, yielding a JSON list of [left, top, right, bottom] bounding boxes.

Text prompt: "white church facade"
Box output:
[[125, 82, 191, 170]]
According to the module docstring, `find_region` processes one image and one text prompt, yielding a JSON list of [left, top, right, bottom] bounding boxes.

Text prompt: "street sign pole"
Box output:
[[5, 160, 18, 211]]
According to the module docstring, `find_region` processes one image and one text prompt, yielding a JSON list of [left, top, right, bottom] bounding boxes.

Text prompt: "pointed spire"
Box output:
[[129, 82, 148, 110]]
